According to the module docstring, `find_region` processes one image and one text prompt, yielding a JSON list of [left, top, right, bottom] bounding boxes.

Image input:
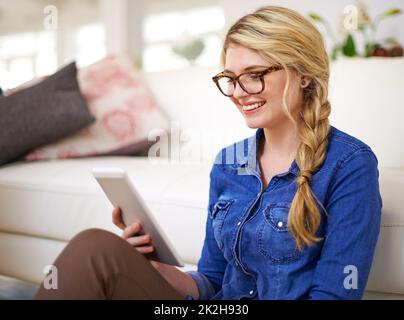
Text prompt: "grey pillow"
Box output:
[[0, 62, 95, 166]]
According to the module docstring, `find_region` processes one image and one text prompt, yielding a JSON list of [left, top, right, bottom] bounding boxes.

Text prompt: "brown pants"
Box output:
[[34, 228, 184, 300]]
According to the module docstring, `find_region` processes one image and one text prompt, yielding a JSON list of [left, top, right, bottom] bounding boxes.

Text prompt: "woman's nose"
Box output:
[[232, 81, 249, 99]]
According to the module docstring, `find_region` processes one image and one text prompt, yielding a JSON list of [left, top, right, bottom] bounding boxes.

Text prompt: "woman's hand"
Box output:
[[112, 206, 200, 299], [112, 206, 155, 255]]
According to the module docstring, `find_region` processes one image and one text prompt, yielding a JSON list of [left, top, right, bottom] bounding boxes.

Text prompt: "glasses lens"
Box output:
[[239, 73, 263, 94], [217, 76, 234, 96]]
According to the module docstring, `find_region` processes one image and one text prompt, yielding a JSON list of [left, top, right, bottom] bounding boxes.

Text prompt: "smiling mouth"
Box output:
[[241, 101, 266, 111]]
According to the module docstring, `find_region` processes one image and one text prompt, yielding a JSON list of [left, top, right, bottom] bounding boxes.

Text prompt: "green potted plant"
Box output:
[[172, 37, 205, 65], [309, 2, 402, 60]]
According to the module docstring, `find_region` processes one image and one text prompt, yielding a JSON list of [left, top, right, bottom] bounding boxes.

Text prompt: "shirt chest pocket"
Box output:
[[257, 203, 301, 264], [210, 199, 234, 250]]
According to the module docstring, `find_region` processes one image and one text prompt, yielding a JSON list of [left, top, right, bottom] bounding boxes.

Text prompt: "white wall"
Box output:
[[0, 0, 100, 36], [99, 0, 143, 61], [0, 0, 103, 67], [56, 0, 102, 66]]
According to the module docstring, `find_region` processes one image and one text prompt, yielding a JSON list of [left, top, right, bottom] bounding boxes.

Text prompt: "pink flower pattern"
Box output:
[[102, 109, 137, 142], [81, 64, 140, 103]]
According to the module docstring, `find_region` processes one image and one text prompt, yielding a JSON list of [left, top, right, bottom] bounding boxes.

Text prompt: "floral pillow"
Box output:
[[25, 55, 170, 160]]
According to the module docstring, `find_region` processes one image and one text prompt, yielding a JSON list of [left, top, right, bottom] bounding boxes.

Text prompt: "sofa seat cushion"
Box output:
[[365, 168, 404, 295], [0, 157, 211, 265]]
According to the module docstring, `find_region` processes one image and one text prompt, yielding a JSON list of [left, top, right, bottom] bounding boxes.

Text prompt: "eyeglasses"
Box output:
[[212, 66, 283, 97]]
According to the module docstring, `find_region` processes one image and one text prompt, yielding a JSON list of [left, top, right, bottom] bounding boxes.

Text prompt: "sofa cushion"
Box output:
[[365, 168, 404, 295], [0, 62, 95, 166], [328, 58, 404, 168], [0, 157, 210, 266], [25, 55, 170, 161]]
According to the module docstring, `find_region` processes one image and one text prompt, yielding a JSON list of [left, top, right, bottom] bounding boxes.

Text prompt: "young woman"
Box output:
[[35, 6, 382, 300]]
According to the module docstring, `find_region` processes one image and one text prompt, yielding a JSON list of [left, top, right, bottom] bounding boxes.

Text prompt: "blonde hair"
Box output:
[[222, 6, 331, 250]]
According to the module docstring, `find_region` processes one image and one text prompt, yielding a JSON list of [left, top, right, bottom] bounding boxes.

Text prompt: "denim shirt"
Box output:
[[187, 126, 382, 300]]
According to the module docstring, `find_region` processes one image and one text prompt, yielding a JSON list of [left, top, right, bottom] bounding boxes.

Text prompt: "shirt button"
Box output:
[[277, 221, 284, 228], [249, 290, 254, 295], [237, 221, 241, 226]]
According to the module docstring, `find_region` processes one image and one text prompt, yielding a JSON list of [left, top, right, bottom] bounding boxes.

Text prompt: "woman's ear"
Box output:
[[300, 76, 312, 88]]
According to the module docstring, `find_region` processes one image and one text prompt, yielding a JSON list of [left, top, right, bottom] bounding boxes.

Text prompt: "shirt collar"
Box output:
[[236, 128, 299, 177]]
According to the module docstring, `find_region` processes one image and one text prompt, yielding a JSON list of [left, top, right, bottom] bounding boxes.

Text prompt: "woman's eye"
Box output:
[[248, 74, 261, 80]]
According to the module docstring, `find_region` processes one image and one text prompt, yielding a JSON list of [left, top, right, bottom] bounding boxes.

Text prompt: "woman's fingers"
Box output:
[[122, 220, 142, 239], [112, 208, 154, 256], [136, 246, 155, 254], [112, 207, 126, 230], [116, 215, 154, 255], [126, 234, 155, 254], [126, 234, 152, 247]]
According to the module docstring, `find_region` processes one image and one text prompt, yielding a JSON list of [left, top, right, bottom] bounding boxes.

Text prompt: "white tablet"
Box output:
[[92, 167, 184, 267]]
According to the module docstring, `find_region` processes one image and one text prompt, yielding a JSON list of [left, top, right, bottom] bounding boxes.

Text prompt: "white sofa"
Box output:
[[0, 58, 404, 299]]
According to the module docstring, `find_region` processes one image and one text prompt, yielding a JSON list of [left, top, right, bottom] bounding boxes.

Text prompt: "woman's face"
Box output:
[[224, 43, 304, 129]]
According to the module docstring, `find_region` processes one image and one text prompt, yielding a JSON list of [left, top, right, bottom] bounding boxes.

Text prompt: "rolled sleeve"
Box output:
[[186, 271, 217, 300]]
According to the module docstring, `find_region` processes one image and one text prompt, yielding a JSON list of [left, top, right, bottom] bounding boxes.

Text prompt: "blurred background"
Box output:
[[1, 1, 404, 300], [1, 0, 403, 91]]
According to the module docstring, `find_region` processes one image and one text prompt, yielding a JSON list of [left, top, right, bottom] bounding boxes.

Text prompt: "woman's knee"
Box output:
[[67, 228, 126, 254], [71, 228, 116, 242]]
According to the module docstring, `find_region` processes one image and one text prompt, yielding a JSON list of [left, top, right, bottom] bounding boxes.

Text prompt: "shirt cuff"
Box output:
[[186, 271, 217, 300]]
